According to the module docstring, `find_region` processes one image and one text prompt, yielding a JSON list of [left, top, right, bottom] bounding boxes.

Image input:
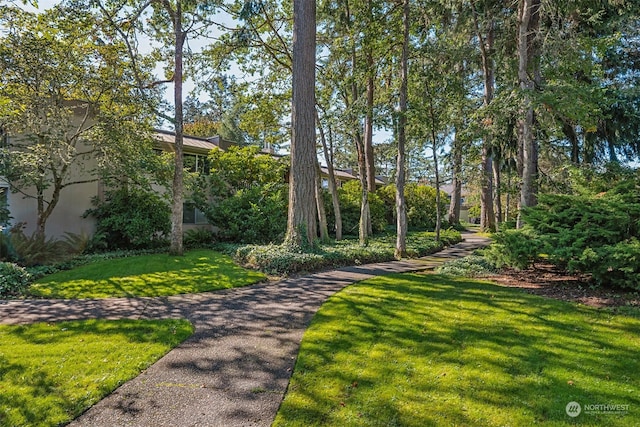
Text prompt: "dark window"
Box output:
[[0, 127, 7, 148], [183, 153, 210, 175], [184, 154, 197, 173], [183, 203, 208, 225], [0, 186, 9, 228], [183, 203, 196, 224]]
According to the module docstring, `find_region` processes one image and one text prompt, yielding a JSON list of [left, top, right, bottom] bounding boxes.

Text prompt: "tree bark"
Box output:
[[474, 6, 496, 232], [395, 0, 409, 259], [448, 131, 462, 226], [316, 107, 342, 240], [492, 157, 502, 227], [429, 104, 441, 242], [354, 130, 370, 245], [350, 43, 370, 244], [315, 160, 329, 243], [168, 1, 185, 256], [516, 0, 541, 228], [364, 52, 376, 193], [480, 146, 495, 231], [284, 0, 318, 247]]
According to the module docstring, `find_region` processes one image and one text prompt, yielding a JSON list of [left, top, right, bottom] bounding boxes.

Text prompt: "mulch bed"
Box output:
[[489, 264, 640, 309]]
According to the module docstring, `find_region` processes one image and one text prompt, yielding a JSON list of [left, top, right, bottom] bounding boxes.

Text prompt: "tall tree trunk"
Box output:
[[516, 0, 541, 228], [168, 1, 185, 256], [285, 0, 318, 247], [429, 107, 441, 242], [395, 0, 409, 259], [492, 158, 502, 227], [350, 44, 370, 243], [474, 6, 496, 232], [480, 147, 495, 231], [448, 129, 462, 226], [562, 118, 580, 164], [316, 107, 342, 240], [315, 161, 329, 243], [355, 133, 370, 245], [364, 51, 376, 194], [363, 0, 376, 194]]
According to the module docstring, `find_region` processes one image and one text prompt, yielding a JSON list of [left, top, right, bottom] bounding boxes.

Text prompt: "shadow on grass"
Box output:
[[0, 319, 193, 427], [275, 274, 640, 426], [28, 250, 266, 299]]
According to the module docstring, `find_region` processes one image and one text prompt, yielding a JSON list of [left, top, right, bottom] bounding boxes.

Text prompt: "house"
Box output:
[[0, 127, 230, 239], [2, 118, 385, 240], [319, 167, 386, 188]]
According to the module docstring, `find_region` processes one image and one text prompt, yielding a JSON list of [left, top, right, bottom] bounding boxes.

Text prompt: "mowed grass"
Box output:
[[28, 249, 267, 298], [0, 319, 193, 427], [274, 273, 640, 426]]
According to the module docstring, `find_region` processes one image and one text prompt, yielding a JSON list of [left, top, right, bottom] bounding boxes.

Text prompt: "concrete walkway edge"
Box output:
[[1, 232, 490, 427]]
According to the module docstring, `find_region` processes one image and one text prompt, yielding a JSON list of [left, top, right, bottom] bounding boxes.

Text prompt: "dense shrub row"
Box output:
[[484, 169, 640, 290], [218, 229, 462, 275], [191, 146, 289, 244], [187, 146, 450, 243]]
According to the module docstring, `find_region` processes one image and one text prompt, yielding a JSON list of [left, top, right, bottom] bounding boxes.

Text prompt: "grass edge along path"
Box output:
[[0, 318, 193, 427], [28, 249, 267, 299], [274, 273, 640, 427]]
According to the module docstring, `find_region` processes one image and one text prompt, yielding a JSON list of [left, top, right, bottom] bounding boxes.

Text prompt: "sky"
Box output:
[[22, 0, 235, 110], [13, 0, 392, 149]]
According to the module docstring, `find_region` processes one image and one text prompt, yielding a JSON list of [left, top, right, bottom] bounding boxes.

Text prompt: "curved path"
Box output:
[[0, 232, 489, 427]]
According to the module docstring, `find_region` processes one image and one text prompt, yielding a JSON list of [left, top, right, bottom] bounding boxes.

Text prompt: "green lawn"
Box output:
[[274, 273, 640, 426], [0, 319, 193, 427], [28, 249, 267, 298]]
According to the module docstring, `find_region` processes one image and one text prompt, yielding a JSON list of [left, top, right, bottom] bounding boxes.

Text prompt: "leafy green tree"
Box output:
[[0, 5, 158, 239], [90, 0, 223, 256]]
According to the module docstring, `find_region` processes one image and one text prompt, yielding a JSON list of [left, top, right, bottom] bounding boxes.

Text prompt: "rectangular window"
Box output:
[[184, 154, 197, 173], [183, 153, 210, 175], [0, 127, 7, 148], [0, 187, 7, 206], [183, 203, 196, 224], [183, 203, 209, 225], [0, 186, 9, 229]]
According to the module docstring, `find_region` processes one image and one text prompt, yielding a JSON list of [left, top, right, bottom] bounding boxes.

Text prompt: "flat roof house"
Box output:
[[1, 127, 231, 239]]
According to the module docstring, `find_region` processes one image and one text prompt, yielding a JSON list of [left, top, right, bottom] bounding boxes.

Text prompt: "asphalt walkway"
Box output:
[[0, 232, 489, 427]]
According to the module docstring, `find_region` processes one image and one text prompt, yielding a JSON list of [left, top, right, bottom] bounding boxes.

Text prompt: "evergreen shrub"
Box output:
[[0, 261, 30, 297], [325, 180, 386, 236], [482, 228, 544, 270], [84, 187, 171, 250], [486, 170, 640, 289], [191, 146, 288, 244]]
